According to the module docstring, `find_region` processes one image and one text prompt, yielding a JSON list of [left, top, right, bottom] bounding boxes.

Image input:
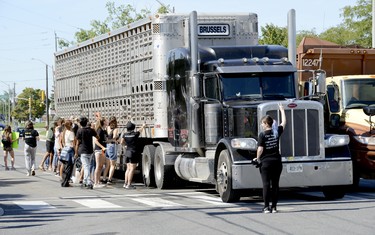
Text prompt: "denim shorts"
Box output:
[[105, 144, 117, 161]]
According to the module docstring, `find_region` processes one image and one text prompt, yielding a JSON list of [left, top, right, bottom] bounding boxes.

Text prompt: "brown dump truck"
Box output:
[[297, 37, 375, 185]]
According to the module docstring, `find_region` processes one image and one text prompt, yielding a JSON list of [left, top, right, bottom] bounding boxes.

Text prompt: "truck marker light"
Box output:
[[287, 103, 297, 108]]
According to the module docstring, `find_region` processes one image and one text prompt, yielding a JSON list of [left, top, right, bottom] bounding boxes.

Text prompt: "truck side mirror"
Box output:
[[329, 114, 340, 129], [363, 106, 375, 116]]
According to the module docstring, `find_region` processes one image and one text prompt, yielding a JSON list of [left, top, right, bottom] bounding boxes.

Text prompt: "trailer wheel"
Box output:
[[216, 150, 240, 202], [322, 186, 346, 200], [154, 146, 174, 189], [142, 145, 156, 187]]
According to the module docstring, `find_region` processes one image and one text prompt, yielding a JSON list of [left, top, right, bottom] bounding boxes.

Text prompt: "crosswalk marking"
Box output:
[[132, 197, 183, 207], [13, 201, 56, 210], [73, 199, 122, 209], [189, 195, 226, 205]]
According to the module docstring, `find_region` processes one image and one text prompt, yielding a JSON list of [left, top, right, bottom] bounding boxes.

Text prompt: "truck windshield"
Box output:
[[343, 79, 375, 108], [220, 73, 295, 101]]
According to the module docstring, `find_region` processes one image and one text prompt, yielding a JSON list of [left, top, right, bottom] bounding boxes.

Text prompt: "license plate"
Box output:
[[286, 164, 303, 173]]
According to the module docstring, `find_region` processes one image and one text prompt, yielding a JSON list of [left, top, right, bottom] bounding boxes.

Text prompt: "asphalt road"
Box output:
[[1, 141, 375, 235]]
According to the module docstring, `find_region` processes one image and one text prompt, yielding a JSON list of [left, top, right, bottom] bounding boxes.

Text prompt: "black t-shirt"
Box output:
[[122, 131, 140, 151], [24, 128, 39, 148], [257, 126, 284, 161], [76, 127, 97, 154], [94, 128, 107, 151]]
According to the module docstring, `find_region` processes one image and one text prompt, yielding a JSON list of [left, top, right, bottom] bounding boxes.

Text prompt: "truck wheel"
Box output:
[[216, 150, 240, 202], [154, 146, 174, 189], [142, 145, 156, 187], [322, 186, 346, 200]]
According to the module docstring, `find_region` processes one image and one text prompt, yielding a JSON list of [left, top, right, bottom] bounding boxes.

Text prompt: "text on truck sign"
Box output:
[[197, 24, 230, 36]]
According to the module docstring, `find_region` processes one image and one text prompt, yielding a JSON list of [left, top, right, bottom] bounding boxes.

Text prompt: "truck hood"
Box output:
[[343, 109, 375, 136]]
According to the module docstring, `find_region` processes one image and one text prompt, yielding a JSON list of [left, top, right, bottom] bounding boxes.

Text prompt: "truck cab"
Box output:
[[326, 75, 375, 184]]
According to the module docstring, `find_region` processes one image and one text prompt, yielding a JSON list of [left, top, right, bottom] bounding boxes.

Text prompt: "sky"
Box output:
[[0, 0, 357, 95]]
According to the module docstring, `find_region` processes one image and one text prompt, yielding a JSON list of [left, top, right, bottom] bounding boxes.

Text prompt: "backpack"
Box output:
[[2, 133, 10, 146]]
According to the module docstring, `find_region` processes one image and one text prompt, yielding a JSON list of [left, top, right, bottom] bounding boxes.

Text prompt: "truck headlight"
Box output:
[[324, 134, 350, 148], [231, 138, 257, 150], [353, 136, 375, 145]]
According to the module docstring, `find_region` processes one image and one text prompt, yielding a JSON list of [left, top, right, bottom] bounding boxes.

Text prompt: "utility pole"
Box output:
[[45, 64, 49, 127]]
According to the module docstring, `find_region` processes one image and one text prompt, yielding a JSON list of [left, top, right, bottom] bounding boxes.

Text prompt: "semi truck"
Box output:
[[297, 37, 375, 185], [54, 12, 352, 202]]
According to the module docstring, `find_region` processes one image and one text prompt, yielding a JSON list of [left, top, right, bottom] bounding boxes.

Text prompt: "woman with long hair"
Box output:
[[102, 116, 119, 185], [93, 117, 107, 188], [2, 125, 15, 170]]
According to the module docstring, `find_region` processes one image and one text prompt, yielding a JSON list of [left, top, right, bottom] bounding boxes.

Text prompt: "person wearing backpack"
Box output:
[[2, 125, 16, 170]]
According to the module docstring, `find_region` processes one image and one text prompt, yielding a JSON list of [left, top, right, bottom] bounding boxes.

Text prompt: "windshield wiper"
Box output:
[[263, 94, 286, 100], [225, 94, 261, 101]]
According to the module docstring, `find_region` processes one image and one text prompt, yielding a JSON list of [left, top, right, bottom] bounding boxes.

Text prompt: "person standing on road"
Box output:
[[93, 117, 107, 188], [255, 103, 286, 214], [102, 116, 119, 185], [60, 120, 76, 187], [39, 123, 56, 171], [2, 125, 16, 170], [75, 116, 99, 189], [121, 121, 145, 189], [23, 121, 40, 176]]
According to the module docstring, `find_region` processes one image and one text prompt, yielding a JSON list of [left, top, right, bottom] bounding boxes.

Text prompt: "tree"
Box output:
[[12, 88, 45, 121], [259, 24, 288, 47], [319, 0, 371, 47], [59, 1, 171, 47], [341, 0, 372, 47], [259, 24, 317, 48]]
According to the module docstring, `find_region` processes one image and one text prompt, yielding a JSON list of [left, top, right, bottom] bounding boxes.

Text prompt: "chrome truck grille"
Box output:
[[260, 101, 323, 158]]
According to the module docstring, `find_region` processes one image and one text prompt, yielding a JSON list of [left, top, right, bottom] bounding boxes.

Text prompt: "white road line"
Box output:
[[13, 201, 56, 210], [73, 199, 122, 209], [132, 197, 183, 207], [189, 195, 226, 205]]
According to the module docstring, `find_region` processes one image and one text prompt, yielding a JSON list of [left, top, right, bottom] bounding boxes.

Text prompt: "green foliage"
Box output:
[[58, 1, 169, 48], [12, 88, 46, 121], [259, 24, 288, 47], [340, 0, 372, 47]]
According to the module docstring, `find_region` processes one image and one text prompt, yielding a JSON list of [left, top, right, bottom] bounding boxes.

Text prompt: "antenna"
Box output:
[[319, 48, 323, 70], [155, 0, 174, 13]]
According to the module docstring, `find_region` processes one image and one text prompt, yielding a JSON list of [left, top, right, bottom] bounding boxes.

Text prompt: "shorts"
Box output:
[[125, 150, 140, 164], [105, 144, 117, 161], [3, 146, 12, 152], [46, 140, 55, 153]]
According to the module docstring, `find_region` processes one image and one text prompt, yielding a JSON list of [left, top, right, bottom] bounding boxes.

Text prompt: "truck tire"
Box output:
[[322, 186, 346, 200], [154, 146, 174, 189], [216, 150, 240, 202], [142, 145, 156, 187]]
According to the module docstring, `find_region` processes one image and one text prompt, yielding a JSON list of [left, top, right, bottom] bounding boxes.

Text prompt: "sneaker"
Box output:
[[87, 184, 93, 189], [26, 172, 30, 176], [106, 179, 113, 185], [93, 184, 106, 189], [5, 166, 9, 171], [263, 207, 271, 214], [271, 208, 278, 213], [100, 179, 107, 184], [11, 167, 16, 170], [38, 165, 45, 171], [125, 184, 136, 190], [31, 170, 35, 176]]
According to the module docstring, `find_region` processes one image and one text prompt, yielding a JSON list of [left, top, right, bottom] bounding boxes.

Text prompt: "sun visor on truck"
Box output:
[[216, 65, 297, 73]]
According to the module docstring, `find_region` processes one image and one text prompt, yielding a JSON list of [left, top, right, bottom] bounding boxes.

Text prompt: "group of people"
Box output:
[[2, 113, 145, 190], [3, 104, 287, 213]]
